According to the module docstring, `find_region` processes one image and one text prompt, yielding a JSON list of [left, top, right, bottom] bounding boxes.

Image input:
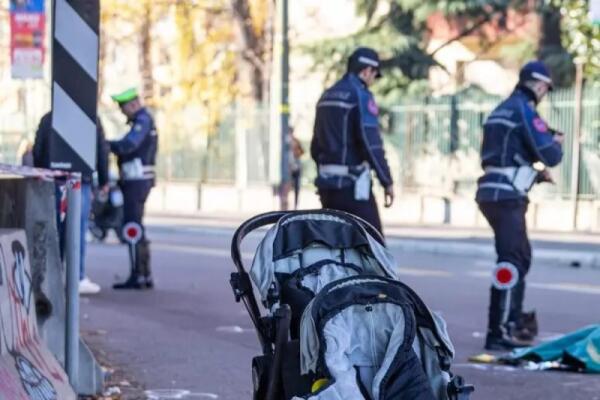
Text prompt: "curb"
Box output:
[[388, 238, 600, 269]]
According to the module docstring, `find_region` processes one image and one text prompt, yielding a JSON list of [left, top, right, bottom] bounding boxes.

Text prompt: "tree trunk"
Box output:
[[231, 0, 271, 104], [140, 2, 154, 105]]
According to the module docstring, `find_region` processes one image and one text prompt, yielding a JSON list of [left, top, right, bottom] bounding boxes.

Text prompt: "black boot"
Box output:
[[139, 240, 153, 289], [506, 281, 536, 342], [112, 274, 144, 290], [113, 242, 144, 290], [485, 286, 529, 351]]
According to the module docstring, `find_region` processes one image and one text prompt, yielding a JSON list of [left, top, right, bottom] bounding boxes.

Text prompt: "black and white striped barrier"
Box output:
[[49, 1, 102, 395], [50, 0, 99, 174]]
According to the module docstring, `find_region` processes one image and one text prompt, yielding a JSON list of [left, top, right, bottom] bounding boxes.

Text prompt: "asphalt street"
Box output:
[[82, 222, 600, 400]]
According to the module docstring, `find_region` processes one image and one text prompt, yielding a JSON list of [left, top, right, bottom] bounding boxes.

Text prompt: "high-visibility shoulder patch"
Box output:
[[533, 117, 548, 133], [367, 98, 379, 116]]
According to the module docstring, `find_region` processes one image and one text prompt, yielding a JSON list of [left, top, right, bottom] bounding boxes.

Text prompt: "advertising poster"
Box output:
[[10, 0, 45, 79]]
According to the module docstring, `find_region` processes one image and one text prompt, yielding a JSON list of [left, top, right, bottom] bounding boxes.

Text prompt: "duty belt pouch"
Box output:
[[121, 158, 144, 180], [512, 166, 538, 193], [353, 164, 371, 201]]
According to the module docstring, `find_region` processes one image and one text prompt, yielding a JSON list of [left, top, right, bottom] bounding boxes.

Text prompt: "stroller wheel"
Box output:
[[252, 355, 271, 400]]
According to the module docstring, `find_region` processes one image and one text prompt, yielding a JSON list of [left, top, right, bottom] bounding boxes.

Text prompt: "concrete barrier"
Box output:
[[0, 177, 66, 360], [0, 229, 75, 399], [147, 181, 600, 232], [0, 171, 103, 396]]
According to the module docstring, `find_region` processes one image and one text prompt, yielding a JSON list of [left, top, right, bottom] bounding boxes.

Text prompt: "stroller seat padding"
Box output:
[[297, 278, 436, 400]]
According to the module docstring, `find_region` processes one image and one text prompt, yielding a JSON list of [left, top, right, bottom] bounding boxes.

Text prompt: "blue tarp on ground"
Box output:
[[511, 325, 600, 373]]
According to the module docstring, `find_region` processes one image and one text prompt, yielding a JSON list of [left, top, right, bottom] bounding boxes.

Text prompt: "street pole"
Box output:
[[279, 0, 290, 210], [570, 62, 584, 230], [65, 174, 81, 389]]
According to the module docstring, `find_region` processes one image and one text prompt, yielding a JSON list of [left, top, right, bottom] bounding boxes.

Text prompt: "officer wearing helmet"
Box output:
[[477, 61, 564, 350], [311, 47, 394, 235], [109, 88, 158, 289]]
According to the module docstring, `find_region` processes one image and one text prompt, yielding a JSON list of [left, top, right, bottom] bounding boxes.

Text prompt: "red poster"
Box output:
[[10, 7, 45, 79]]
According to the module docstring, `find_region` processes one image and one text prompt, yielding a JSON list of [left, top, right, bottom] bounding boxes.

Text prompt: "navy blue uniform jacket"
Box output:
[[110, 108, 158, 184], [476, 89, 563, 203], [311, 73, 393, 190]]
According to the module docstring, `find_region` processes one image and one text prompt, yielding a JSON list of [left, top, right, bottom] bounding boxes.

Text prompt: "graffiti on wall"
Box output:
[[15, 354, 57, 400], [11, 241, 32, 314], [0, 233, 67, 398]]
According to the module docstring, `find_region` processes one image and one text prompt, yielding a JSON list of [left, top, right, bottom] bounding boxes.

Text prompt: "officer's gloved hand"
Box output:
[[537, 169, 554, 184], [549, 129, 565, 145], [384, 185, 395, 208]]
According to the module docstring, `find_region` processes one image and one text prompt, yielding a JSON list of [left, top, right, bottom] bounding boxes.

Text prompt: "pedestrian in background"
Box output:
[[109, 88, 158, 290], [17, 138, 34, 167], [289, 127, 304, 209], [311, 47, 394, 235], [476, 61, 564, 351], [32, 112, 109, 295]]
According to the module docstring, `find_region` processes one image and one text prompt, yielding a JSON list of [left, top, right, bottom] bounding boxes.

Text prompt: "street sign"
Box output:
[[49, 0, 99, 175]]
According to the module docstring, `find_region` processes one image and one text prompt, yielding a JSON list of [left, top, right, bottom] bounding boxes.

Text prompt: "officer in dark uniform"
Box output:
[[476, 61, 564, 350], [109, 88, 158, 289], [311, 47, 394, 234]]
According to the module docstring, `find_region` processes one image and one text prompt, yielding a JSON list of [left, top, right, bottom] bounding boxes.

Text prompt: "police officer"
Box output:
[[311, 47, 394, 234], [109, 88, 158, 289], [476, 61, 564, 350]]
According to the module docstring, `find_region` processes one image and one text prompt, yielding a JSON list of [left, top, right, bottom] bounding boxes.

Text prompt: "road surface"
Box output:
[[81, 221, 600, 400]]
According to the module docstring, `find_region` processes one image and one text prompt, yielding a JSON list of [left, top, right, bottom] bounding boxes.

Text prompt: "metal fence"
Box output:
[[3, 85, 600, 200], [93, 103, 273, 184], [389, 86, 600, 200]]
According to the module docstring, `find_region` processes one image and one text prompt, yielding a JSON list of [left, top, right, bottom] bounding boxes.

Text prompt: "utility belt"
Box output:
[[484, 165, 538, 194], [319, 162, 371, 200], [120, 158, 155, 181]]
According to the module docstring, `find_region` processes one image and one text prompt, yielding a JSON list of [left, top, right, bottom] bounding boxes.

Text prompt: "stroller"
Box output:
[[231, 210, 474, 400], [89, 172, 124, 242]]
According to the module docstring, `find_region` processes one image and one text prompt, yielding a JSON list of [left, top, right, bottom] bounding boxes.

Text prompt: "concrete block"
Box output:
[[0, 229, 75, 399], [0, 178, 65, 363], [78, 339, 104, 395], [163, 183, 199, 213], [449, 197, 479, 227], [0, 175, 104, 396]]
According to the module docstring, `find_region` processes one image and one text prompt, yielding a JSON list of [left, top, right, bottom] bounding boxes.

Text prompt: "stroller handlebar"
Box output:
[[231, 211, 287, 273], [230, 209, 385, 273]]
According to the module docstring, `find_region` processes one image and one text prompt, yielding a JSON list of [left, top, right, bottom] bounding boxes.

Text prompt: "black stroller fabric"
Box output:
[[296, 276, 437, 400]]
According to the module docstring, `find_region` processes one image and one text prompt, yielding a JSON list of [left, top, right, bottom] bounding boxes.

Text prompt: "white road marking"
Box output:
[[528, 282, 600, 295], [155, 243, 600, 296], [145, 389, 219, 399], [467, 270, 600, 295], [215, 325, 253, 334], [397, 267, 452, 277], [473, 259, 494, 268], [467, 270, 490, 278], [154, 243, 253, 260]]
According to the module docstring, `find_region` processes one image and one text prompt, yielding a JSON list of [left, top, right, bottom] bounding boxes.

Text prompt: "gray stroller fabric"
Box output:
[[297, 277, 453, 400], [299, 302, 408, 400], [249, 213, 398, 301]]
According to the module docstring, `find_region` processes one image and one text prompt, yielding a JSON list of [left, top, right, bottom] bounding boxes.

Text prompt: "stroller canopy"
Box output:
[[249, 212, 398, 301]]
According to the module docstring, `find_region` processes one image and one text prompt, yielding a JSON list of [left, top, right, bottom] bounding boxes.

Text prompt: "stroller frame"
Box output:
[[230, 210, 473, 400]]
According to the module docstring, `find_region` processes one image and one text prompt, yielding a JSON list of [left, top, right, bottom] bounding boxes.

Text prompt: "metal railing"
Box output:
[[3, 86, 600, 200], [389, 86, 600, 200]]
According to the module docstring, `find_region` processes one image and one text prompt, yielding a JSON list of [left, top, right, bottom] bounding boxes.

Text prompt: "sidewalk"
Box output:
[[146, 211, 600, 269]]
